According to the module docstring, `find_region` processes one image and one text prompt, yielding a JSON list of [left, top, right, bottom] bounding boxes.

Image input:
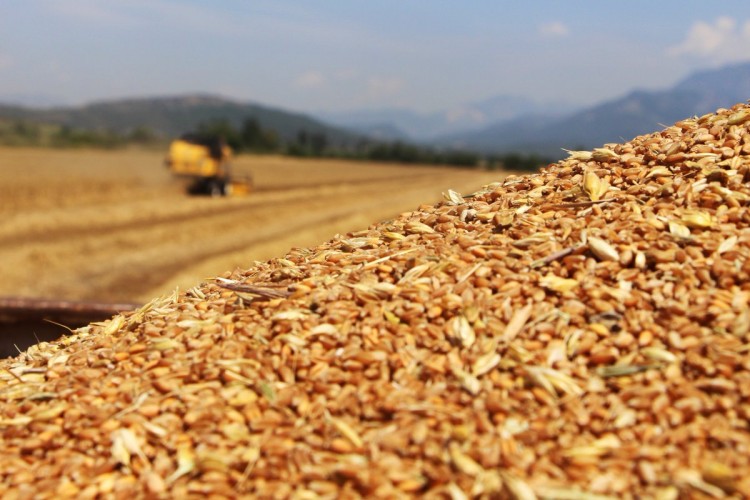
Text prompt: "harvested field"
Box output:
[[2, 104, 750, 498], [0, 148, 504, 303]]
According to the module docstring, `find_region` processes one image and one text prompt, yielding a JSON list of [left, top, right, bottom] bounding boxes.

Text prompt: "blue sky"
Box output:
[[2, 1, 750, 113]]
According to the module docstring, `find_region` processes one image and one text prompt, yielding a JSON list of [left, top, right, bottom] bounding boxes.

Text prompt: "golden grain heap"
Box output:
[[2, 104, 750, 499]]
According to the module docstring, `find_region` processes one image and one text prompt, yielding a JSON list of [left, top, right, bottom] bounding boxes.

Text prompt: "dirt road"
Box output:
[[0, 147, 509, 303]]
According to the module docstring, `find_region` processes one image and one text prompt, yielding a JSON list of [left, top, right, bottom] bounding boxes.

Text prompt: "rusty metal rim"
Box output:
[[0, 296, 140, 323]]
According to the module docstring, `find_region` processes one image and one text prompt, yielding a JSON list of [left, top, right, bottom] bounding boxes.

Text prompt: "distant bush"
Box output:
[[189, 118, 484, 167], [195, 118, 280, 154], [486, 152, 551, 172], [0, 114, 551, 171], [287, 130, 328, 157], [240, 119, 279, 153], [51, 126, 124, 149], [0, 119, 44, 146], [196, 119, 242, 151], [127, 126, 160, 145], [334, 138, 481, 167]]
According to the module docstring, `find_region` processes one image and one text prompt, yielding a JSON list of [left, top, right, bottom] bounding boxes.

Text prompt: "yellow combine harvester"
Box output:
[[165, 134, 252, 196]]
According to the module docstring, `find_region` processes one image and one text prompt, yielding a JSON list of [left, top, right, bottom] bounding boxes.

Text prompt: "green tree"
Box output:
[[127, 126, 158, 144], [51, 125, 123, 148], [197, 119, 241, 150], [12, 120, 40, 141], [309, 132, 328, 156], [240, 118, 279, 152], [289, 129, 315, 156]]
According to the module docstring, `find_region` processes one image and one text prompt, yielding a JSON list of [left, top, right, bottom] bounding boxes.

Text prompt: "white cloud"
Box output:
[[668, 16, 750, 62], [295, 71, 326, 88], [366, 77, 404, 98], [334, 68, 358, 81], [538, 21, 569, 38]]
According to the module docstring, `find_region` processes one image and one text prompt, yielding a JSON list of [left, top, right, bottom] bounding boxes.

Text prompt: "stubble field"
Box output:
[[0, 147, 508, 304]]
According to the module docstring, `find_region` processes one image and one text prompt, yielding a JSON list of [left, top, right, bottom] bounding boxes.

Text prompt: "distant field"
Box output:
[[0, 147, 509, 303]]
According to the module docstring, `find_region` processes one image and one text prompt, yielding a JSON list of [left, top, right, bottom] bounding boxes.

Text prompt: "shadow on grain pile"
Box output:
[[1, 104, 750, 497]]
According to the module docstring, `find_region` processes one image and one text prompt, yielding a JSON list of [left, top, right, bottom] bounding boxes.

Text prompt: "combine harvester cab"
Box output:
[[165, 133, 252, 196]]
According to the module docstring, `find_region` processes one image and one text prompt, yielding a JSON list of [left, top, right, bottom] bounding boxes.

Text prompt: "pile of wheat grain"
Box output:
[[1, 104, 750, 499]]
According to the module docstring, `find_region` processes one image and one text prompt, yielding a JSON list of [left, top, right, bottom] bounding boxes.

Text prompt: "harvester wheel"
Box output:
[[209, 180, 226, 197]]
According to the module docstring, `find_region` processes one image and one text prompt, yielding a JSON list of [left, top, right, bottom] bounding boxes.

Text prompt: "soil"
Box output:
[[0, 147, 509, 304]]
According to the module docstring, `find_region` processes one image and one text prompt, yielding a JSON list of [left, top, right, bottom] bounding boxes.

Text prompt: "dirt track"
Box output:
[[0, 147, 508, 303]]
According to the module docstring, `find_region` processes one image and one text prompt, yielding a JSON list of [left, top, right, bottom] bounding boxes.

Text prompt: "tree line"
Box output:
[[195, 117, 548, 170], [0, 117, 549, 171], [0, 119, 159, 148]]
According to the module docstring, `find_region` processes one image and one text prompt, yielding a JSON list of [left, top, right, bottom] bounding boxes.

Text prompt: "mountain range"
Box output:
[[318, 62, 750, 158], [0, 94, 361, 147], [433, 61, 750, 158], [1, 61, 749, 158], [317, 95, 577, 142]]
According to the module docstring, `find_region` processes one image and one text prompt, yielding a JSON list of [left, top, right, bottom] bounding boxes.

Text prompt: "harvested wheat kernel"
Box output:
[[2, 103, 750, 498]]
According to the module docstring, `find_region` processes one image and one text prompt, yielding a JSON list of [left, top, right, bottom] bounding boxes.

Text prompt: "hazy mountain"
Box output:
[[0, 94, 361, 146], [438, 61, 750, 158], [0, 93, 67, 108], [317, 95, 577, 141], [317, 108, 444, 141], [3, 62, 748, 158], [343, 122, 410, 142], [674, 62, 750, 102]]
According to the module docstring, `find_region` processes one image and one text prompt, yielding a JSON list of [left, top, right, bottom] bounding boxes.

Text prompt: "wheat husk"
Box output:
[[2, 104, 750, 498]]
